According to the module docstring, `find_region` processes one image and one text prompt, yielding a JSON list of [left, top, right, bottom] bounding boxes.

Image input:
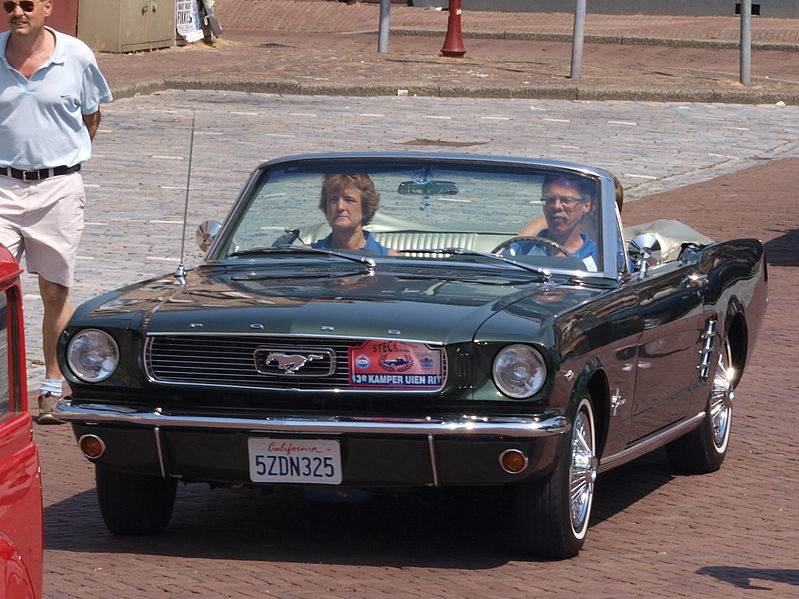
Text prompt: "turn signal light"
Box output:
[[499, 449, 529, 474], [79, 434, 106, 459]]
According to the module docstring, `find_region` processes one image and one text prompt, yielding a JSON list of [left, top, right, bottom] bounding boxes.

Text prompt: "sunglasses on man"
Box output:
[[3, 0, 38, 13]]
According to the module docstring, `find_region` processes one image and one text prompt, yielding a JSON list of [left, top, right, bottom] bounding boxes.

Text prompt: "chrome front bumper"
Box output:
[[54, 400, 570, 438]]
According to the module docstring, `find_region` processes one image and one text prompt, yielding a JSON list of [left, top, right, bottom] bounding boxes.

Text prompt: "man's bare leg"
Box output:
[[37, 276, 72, 423]]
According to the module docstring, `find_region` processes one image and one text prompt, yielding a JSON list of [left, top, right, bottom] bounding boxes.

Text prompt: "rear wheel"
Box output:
[[95, 465, 177, 535], [515, 397, 597, 559], [666, 338, 734, 473]]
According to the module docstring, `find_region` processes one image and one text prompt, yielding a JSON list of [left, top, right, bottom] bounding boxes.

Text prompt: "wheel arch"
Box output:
[[574, 360, 610, 459], [724, 298, 748, 388]]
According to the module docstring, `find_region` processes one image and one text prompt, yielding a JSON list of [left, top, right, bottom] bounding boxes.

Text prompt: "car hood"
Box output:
[[74, 266, 600, 345]]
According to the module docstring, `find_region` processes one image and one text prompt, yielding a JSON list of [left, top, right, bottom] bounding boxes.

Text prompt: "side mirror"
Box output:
[[196, 220, 222, 252], [628, 232, 662, 279]]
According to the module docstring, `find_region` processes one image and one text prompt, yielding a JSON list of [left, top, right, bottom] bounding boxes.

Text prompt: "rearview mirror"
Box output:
[[397, 180, 459, 195]]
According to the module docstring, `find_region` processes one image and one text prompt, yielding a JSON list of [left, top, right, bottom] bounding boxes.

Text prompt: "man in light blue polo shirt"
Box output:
[[0, 0, 112, 423]]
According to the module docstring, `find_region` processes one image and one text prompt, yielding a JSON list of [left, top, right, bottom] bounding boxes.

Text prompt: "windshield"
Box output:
[[217, 158, 605, 275]]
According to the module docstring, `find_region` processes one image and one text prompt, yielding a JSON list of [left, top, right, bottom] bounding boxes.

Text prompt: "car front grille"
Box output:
[[145, 334, 445, 392]]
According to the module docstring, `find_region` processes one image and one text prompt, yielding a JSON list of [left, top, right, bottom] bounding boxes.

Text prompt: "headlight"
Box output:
[[492, 344, 547, 399], [67, 329, 119, 383]]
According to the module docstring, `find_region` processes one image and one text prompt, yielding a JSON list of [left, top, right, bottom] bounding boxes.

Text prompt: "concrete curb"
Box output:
[[110, 78, 799, 105]]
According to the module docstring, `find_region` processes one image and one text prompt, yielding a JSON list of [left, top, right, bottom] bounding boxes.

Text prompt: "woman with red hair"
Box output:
[[312, 173, 396, 255]]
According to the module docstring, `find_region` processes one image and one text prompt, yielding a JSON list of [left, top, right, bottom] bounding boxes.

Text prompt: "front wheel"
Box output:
[[666, 338, 734, 473], [95, 465, 177, 535], [515, 397, 597, 559]]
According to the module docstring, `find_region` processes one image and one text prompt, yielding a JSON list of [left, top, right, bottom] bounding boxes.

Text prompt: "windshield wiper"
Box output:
[[395, 247, 550, 281], [228, 245, 376, 269]]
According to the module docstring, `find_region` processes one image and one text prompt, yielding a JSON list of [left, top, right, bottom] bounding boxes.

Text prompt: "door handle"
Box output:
[[683, 274, 708, 288]]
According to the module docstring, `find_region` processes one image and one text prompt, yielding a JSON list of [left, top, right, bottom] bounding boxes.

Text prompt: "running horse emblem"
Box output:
[[264, 352, 325, 374]]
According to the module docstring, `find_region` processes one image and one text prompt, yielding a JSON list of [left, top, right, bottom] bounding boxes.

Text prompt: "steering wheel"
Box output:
[[492, 235, 575, 258]]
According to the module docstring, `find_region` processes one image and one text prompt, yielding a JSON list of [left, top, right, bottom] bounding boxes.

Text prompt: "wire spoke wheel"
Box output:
[[569, 407, 597, 533], [515, 397, 596, 558], [709, 347, 734, 449]]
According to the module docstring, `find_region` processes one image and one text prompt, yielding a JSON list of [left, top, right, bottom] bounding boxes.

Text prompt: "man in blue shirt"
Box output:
[[0, 0, 112, 423], [504, 174, 598, 270]]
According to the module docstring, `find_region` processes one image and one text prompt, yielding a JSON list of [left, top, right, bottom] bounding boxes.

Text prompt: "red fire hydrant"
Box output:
[[440, 0, 466, 58]]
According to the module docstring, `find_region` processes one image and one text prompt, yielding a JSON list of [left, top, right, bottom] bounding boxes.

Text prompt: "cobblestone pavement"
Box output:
[[31, 91, 799, 598]]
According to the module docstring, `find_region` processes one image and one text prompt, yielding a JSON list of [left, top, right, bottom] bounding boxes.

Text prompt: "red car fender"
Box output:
[[0, 533, 37, 599]]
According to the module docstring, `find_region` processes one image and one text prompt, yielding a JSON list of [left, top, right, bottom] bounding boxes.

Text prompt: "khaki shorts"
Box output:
[[0, 172, 85, 288]]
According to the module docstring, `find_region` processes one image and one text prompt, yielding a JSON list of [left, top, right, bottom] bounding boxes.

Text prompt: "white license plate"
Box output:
[[248, 438, 342, 485]]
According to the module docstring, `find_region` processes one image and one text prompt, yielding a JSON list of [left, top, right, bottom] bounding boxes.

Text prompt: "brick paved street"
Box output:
[[219, 0, 799, 43], [30, 91, 799, 598], [88, 0, 799, 104]]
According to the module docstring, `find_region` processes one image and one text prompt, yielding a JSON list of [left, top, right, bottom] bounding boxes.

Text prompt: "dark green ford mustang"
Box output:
[[54, 153, 766, 558]]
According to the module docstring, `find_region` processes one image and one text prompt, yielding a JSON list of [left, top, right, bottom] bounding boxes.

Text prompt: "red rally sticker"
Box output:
[[349, 340, 443, 388]]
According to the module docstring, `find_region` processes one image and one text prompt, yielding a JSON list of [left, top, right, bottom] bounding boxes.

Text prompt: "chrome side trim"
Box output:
[[598, 411, 705, 473], [53, 401, 571, 438], [698, 316, 718, 382]]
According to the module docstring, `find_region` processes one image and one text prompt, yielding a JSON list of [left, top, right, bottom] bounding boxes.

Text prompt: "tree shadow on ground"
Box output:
[[43, 450, 673, 568], [698, 566, 799, 590], [764, 228, 799, 267]]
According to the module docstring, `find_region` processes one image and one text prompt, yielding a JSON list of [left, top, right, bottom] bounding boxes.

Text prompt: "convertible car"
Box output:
[[54, 153, 766, 558]]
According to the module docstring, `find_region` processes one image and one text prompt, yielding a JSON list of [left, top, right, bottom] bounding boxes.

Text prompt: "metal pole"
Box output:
[[740, 0, 752, 85], [570, 0, 586, 79], [378, 0, 391, 53]]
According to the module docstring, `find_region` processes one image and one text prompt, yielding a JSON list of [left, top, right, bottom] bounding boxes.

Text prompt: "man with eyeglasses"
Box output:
[[503, 174, 598, 270], [0, 0, 112, 423]]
